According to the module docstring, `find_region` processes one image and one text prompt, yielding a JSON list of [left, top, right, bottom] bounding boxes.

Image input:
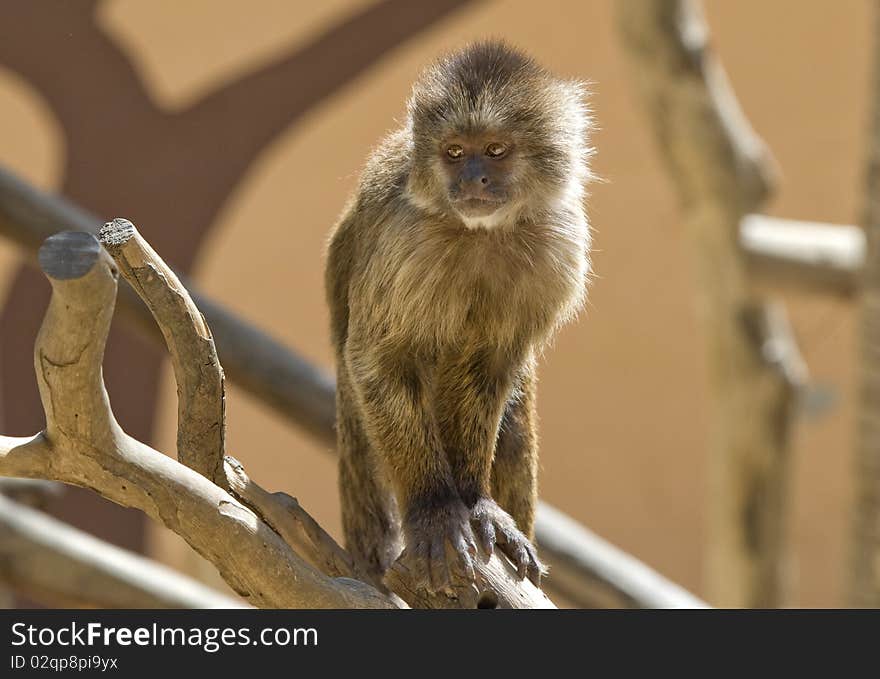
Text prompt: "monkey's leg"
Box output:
[[345, 340, 477, 592], [337, 369, 402, 588], [491, 368, 538, 539], [435, 351, 543, 584]]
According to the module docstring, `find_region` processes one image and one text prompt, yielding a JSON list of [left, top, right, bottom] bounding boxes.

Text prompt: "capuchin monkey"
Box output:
[[326, 41, 591, 594]]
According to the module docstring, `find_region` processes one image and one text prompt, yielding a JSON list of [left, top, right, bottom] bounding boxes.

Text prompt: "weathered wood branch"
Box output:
[[618, 0, 806, 607], [741, 215, 865, 297], [0, 166, 706, 608], [0, 432, 389, 610], [849, 4, 880, 608], [223, 455, 357, 580], [99, 218, 226, 485], [0, 493, 245, 609], [0, 233, 396, 609]]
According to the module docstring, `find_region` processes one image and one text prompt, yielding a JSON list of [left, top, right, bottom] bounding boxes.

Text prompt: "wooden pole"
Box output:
[[618, 0, 806, 606]]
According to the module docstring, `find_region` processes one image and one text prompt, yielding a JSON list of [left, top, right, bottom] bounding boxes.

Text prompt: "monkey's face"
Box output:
[[438, 135, 515, 220], [419, 123, 573, 228], [405, 42, 591, 227], [409, 120, 575, 228]]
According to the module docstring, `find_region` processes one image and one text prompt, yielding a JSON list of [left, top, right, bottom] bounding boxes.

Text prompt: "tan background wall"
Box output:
[[0, 0, 869, 606]]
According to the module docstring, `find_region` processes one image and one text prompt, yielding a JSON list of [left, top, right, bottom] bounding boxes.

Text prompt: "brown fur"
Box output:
[[326, 41, 591, 592]]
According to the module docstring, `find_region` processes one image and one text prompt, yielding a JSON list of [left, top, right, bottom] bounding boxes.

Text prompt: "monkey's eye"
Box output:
[[485, 142, 508, 158], [446, 145, 464, 160]]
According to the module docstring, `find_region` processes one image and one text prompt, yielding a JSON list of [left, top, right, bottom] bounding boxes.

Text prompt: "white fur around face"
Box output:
[[455, 203, 517, 230]]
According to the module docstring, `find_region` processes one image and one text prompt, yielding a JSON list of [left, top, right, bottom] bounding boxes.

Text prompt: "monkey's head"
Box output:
[[405, 41, 590, 228]]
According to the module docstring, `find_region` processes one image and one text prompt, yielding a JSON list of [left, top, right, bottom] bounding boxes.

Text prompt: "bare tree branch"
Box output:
[[0, 493, 245, 609], [223, 455, 357, 580], [0, 233, 396, 609], [618, 0, 806, 606]]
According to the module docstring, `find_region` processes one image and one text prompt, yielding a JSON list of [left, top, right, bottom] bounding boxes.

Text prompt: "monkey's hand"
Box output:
[[391, 498, 478, 594], [470, 497, 545, 586]]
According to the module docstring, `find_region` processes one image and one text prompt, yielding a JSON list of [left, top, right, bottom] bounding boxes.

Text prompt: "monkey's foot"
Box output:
[[390, 500, 478, 594], [470, 497, 546, 586]]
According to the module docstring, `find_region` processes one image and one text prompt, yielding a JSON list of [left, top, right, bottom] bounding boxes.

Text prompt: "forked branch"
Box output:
[[0, 232, 393, 609]]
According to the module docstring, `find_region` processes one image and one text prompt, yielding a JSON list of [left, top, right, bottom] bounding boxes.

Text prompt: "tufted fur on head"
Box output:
[[405, 40, 592, 225]]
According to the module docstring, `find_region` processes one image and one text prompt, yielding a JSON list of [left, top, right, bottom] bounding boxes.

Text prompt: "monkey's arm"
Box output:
[[344, 338, 478, 592], [435, 349, 510, 506], [436, 351, 544, 584]]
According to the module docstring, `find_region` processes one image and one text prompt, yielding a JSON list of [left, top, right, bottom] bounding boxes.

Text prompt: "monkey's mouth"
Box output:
[[452, 197, 506, 217]]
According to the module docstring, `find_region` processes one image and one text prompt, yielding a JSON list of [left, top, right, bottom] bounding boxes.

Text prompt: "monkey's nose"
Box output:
[[461, 176, 490, 194], [460, 159, 491, 193]]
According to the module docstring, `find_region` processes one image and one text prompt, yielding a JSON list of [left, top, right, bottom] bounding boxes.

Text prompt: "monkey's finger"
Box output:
[[494, 530, 529, 579], [526, 558, 545, 587], [472, 518, 495, 557], [507, 539, 545, 586], [525, 545, 547, 586], [462, 527, 478, 557], [514, 545, 530, 580], [452, 541, 476, 583], [493, 525, 517, 553]]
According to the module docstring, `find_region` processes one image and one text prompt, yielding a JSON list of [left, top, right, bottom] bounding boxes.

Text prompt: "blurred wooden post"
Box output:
[[618, 0, 806, 606], [850, 4, 880, 608], [741, 215, 865, 298]]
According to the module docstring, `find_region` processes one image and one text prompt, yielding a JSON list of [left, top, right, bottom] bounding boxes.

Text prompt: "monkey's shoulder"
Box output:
[[355, 127, 413, 214], [327, 129, 412, 271]]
